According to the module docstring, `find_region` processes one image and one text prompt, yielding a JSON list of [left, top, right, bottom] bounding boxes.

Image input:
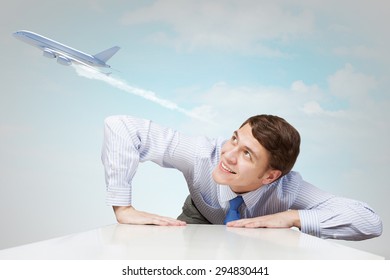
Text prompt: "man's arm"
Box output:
[[297, 197, 382, 240], [227, 199, 382, 241], [227, 173, 382, 240], [102, 115, 196, 225]]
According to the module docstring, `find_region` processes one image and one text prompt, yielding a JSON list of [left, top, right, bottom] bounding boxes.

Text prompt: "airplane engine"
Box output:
[[57, 56, 72, 66], [42, 49, 56, 59]]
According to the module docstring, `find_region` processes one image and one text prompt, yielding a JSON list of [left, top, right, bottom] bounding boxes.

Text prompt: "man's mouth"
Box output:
[[221, 162, 236, 174]]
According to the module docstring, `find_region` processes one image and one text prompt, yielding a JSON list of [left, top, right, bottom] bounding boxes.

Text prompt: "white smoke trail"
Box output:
[[72, 65, 215, 124]]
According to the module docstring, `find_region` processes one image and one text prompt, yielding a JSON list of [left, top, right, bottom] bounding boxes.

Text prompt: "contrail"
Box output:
[[73, 65, 215, 124]]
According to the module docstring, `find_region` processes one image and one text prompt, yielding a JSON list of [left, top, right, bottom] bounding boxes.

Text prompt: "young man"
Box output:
[[102, 115, 382, 240]]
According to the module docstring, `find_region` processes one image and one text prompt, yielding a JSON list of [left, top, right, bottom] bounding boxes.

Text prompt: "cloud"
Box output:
[[121, 0, 314, 55], [301, 100, 322, 115], [183, 64, 390, 179], [328, 64, 377, 101], [120, 0, 390, 69], [201, 63, 380, 122], [333, 46, 383, 61]]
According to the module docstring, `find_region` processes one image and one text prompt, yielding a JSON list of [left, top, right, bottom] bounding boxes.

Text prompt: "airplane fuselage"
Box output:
[[13, 30, 119, 68]]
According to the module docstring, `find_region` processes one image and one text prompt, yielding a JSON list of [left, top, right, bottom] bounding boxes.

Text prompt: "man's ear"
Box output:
[[261, 169, 282, 185]]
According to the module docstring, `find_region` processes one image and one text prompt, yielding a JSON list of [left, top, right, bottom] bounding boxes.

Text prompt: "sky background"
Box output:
[[0, 0, 389, 258]]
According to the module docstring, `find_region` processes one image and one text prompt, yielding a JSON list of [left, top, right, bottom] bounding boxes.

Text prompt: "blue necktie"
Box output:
[[224, 196, 244, 224]]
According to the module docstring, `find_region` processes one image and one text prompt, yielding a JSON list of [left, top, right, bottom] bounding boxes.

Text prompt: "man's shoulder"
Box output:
[[274, 171, 304, 190], [196, 136, 226, 156]]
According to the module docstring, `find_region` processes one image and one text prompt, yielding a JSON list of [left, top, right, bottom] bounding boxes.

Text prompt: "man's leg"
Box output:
[[177, 195, 211, 224]]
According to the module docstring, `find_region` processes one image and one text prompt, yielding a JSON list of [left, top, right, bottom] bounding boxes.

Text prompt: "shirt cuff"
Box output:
[[106, 186, 132, 206], [298, 210, 321, 238]]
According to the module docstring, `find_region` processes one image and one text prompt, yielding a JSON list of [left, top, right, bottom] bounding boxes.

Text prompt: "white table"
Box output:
[[0, 224, 383, 259]]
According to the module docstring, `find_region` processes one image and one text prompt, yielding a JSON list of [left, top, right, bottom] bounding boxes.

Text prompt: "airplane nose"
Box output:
[[12, 31, 25, 41]]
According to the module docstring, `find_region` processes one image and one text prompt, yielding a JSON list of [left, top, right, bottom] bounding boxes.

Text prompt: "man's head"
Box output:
[[242, 115, 301, 176], [212, 114, 300, 193]]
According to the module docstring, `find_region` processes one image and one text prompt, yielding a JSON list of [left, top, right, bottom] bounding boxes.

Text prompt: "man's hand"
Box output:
[[226, 210, 301, 229], [113, 206, 186, 226]]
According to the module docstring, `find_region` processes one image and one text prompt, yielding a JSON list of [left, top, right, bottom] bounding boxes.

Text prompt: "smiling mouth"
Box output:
[[221, 162, 236, 174]]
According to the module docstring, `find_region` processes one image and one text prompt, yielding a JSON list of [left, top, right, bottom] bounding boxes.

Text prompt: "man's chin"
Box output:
[[212, 169, 226, 185]]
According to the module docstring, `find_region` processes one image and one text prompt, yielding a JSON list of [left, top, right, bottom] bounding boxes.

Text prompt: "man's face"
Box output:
[[212, 123, 279, 193]]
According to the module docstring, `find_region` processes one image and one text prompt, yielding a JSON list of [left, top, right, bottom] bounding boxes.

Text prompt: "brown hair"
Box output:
[[240, 115, 300, 176]]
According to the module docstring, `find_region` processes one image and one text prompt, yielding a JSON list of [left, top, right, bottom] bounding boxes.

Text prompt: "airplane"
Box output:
[[13, 30, 120, 72]]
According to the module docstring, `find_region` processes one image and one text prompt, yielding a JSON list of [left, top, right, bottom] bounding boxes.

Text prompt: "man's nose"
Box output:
[[225, 148, 238, 164]]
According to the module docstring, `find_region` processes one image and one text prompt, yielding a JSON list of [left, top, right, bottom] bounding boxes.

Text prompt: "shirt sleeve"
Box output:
[[101, 115, 197, 206], [294, 179, 383, 240]]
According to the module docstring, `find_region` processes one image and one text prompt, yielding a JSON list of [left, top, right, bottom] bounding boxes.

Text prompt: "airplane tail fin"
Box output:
[[94, 46, 120, 63]]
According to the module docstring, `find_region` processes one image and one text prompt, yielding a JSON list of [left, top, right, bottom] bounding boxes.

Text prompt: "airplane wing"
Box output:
[[40, 47, 111, 75]]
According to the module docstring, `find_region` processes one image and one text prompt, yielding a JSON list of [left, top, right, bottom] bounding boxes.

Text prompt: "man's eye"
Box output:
[[231, 136, 237, 143], [244, 151, 251, 158]]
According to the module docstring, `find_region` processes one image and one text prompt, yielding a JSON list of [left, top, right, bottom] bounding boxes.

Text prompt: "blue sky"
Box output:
[[1, 0, 389, 258]]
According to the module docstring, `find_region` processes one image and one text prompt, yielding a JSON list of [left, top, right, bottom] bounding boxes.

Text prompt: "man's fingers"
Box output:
[[226, 212, 297, 228], [114, 206, 186, 226], [151, 216, 186, 226], [142, 212, 186, 226], [227, 219, 250, 227], [227, 218, 265, 228]]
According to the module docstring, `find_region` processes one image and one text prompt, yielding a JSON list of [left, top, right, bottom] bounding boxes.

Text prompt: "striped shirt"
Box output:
[[102, 115, 382, 240]]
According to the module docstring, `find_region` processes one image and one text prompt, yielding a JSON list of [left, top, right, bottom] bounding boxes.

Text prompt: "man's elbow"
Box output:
[[367, 218, 383, 239], [354, 216, 383, 241]]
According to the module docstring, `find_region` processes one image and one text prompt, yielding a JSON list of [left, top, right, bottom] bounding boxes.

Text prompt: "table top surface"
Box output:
[[0, 224, 383, 260]]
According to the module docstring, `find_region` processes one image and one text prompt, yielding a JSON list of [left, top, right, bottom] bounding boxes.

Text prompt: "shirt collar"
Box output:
[[217, 183, 273, 210]]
